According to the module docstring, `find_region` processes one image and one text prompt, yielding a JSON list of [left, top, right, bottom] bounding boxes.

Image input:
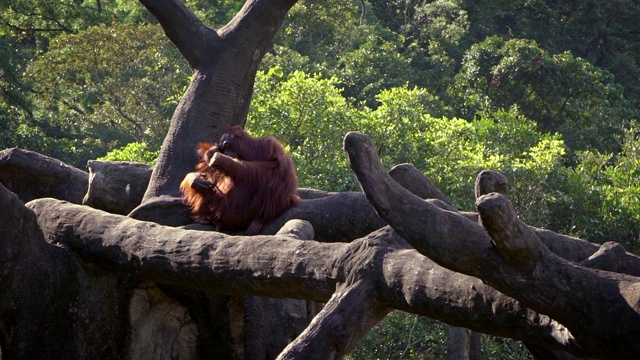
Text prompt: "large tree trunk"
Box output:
[[137, 0, 297, 204], [0, 183, 132, 359]]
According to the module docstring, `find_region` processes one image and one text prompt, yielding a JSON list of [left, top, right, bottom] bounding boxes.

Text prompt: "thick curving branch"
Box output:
[[388, 163, 452, 205], [344, 131, 640, 359], [30, 198, 340, 302], [476, 193, 640, 355], [344, 131, 498, 275], [27, 197, 586, 356], [0, 147, 88, 203], [138, 0, 215, 69], [3, 145, 638, 275], [278, 280, 391, 359], [0, 184, 130, 359]]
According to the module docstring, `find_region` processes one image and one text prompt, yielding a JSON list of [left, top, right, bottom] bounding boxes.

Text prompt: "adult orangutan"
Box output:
[[180, 126, 299, 235]]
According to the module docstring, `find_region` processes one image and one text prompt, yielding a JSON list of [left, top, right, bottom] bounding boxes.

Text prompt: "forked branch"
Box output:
[[344, 131, 640, 359]]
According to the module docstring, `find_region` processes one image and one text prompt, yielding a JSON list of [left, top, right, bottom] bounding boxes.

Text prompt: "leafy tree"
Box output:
[[112, 0, 244, 27], [249, 69, 359, 191], [464, 0, 640, 111], [367, 0, 423, 36], [97, 141, 159, 165], [251, 71, 566, 225], [336, 27, 425, 108], [351, 311, 534, 359], [348, 311, 448, 359], [272, 0, 431, 108], [275, 0, 362, 63], [0, 0, 113, 127], [408, 0, 470, 92], [547, 122, 640, 251], [452, 37, 634, 155], [0, 0, 108, 34], [259, 45, 322, 78], [0, 31, 33, 129], [356, 87, 565, 216], [24, 23, 188, 166]]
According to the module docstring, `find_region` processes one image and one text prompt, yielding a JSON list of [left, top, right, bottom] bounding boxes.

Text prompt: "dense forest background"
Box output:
[[1, 0, 639, 358]]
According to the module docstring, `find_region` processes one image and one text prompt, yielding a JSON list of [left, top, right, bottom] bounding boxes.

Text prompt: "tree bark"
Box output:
[[4, 138, 640, 357], [138, 0, 298, 204], [0, 183, 132, 359], [0, 147, 88, 203], [27, 194, 598, 358], [4, 143, 640, 357], [344, 131, 640, 359], [83, 160, 152, 215]]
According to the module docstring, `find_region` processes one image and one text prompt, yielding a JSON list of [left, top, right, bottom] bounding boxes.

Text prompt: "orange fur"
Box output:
[[180, 126, 299, 235]]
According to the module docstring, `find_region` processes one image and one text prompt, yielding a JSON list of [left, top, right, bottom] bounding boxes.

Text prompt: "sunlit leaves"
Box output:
[[558, 122, 640, 248], [249, 69, 358, 191], [250, 69, 566, 215], [453, 37, 634, 154], [98, 141, 158, 165]]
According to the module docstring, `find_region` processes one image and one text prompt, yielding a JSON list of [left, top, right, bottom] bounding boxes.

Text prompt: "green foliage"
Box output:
[[276, 0, 362, 64], [481, 336, 533, 360], [260, 45, 322, 77], [176, 0, 244, 28], [336, 27, 427, 108], [347, 312, 447, 359], [0, 0, 109, 34], [0, 0, 118, 155], [360, 88, 566, 213], [464, 0, 640, 111], [249, 69, 359, 191], [547, 122, 640, 250], [98, 141, 158, 166], [412, 0, 470, 90], [348, 312, 533, 359], [251, 70, 567, 219], [453, 37, 634, 154], [24, 23, 189, 166]]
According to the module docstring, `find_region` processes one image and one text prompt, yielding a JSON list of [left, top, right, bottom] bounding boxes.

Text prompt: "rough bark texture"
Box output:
[[25, 197, 578, 357], [83, 160, 153, 215], [3, 145, 640, 358], [138, 0, 298, 204], [4, 134, 640, 359], [0, 147, 88, 203], [0, 183, 132, 359], [4, 137, 640, 358], [344, 131, 640, 359]]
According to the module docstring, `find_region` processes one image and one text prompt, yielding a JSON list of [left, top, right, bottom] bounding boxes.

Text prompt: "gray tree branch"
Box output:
[[344, 130, 640, 359], [27, 196, 583, 357]]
